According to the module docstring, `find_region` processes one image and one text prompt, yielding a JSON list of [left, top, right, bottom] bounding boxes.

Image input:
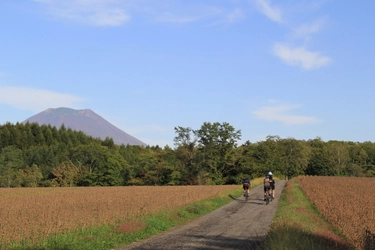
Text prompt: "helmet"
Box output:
[[268, 172, 273, 176]]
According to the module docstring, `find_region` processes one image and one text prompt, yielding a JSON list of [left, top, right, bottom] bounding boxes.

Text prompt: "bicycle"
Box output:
[[244, 191, 249, 202], [265, 189, 273, 205]]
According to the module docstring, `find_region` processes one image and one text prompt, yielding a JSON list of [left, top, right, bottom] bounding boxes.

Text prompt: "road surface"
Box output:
[[116, 180, 287, 250]]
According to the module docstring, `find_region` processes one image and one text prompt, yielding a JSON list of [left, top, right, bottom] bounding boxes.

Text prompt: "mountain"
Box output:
[[23, 107, 147, 146]]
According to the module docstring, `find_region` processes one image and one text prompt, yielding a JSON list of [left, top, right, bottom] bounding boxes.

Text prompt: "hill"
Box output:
[[23, 107, 147, 146]]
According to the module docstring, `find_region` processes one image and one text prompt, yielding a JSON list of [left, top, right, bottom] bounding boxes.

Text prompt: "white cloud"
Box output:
[[156, 5, 224, 24], [0, 86, 86, 112], [293, 17, 327, 40], [252, 101, 320, 125], [253, 0, 283, 23], [250, 1, 333, 69], [225, 8, 246, 23], [33, 0, 130, 26], [157, 13, 202, 24], [203, 8, 246, 27], [272, 43, 331, 70], [33, 0, 246, 26]]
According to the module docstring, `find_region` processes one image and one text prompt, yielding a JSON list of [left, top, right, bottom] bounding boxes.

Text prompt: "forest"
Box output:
[[0, 121, 374, 188]]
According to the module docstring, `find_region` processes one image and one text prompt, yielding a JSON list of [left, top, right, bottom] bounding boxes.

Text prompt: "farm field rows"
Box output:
[[296, 176, 375, 249], [0, 185, 238, 246]]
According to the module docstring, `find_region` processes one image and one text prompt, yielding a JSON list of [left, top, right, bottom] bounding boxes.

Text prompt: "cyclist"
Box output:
[[263, 174, 271, 201], [268, 172, 275, 198], [243, 178, 251, 197]]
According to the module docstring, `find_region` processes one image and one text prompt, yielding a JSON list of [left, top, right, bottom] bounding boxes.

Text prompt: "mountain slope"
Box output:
[[23, 107, 147, 146]]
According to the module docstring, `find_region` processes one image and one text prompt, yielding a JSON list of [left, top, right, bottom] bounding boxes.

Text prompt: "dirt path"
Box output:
[[116, 180, 287, 250]]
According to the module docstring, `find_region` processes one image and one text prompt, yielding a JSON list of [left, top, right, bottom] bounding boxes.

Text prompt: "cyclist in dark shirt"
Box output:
[[268, 172, 275, 197], [243, 178, 251, 197], [263, 172, 275, 200]]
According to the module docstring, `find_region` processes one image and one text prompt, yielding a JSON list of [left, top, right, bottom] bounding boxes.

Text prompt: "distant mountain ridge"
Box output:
[[24, 107, 147, 146]]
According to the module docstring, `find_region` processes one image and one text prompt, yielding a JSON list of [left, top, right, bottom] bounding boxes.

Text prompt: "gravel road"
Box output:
[[116, 180, 287, 250]]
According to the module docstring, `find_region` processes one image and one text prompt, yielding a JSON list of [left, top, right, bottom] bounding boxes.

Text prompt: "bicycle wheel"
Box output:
[[265, 191, 270, 205]]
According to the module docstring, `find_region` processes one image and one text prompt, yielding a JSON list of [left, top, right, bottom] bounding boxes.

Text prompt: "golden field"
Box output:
[[296, 176, 375, 249], [0, 185, 238, 245]]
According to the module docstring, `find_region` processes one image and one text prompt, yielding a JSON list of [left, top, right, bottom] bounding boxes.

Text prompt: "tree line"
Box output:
[[0, 121, 374, 188]]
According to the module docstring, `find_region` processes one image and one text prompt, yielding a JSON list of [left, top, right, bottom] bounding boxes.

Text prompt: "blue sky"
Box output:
[[1, 0, 374, 148]]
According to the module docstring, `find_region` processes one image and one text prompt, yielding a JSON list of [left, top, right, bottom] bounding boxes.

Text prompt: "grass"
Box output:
[[258, 178, 354, 250], [3, 187, 244, 250]]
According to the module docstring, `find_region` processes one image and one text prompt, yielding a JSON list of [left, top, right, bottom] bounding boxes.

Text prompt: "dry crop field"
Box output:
[[0, 185, 238, 246], [296, 176, 375, 249]]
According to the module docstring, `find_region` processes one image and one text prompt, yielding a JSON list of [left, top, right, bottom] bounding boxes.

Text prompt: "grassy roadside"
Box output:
[[258, 178, 354, 250], [4, 184, 247, 250]]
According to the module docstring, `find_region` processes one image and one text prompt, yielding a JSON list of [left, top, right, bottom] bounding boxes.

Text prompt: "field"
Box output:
[[0, 185, 238, 246], [296, 176, 375, 249]]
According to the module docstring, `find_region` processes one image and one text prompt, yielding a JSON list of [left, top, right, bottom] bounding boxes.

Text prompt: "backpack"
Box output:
[[264, 177, 271, 188]]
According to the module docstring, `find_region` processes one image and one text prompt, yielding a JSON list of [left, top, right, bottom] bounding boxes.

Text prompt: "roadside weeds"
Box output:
[[259, 178, 354, 250]]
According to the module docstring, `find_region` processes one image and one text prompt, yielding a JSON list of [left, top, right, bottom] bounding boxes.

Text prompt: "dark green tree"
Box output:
[[326, 141, 350, 175], [0, 146, 24, 187], [279, 138, 310, 179], [173, 126, 198, 184], [306, 137, 333, 176], [195, 122, 241, 184]]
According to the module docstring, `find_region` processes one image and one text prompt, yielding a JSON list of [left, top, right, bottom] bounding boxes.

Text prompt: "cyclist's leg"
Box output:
[[244, 184, 249, 195], [263, 186, 267, 200]]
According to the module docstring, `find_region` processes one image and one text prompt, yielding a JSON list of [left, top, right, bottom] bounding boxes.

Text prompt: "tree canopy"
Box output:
[[0, 121, 374, 188]]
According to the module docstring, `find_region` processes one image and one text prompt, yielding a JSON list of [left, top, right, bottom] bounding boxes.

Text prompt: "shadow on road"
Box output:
[[123, 233, 264, 250], [229, 195, 269, 205], [246, 199, 265, 205]]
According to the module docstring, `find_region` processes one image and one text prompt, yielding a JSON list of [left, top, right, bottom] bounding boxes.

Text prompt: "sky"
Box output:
[[1, 0, 375, 148]]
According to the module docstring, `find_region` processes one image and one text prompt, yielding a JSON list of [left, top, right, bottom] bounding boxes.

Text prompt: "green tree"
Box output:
[[19, 164, 43, 187], [68, 143, 108, 185], [41, 125, 54, 146], [23, 122, 35, 147], [0, 124, 11, 148], [254, 136, 283, 175], [30, 123, 45, 146], [195, 122, 241, 184], [50, 163, 78, 187], [0, 146, 24, 187], [95, 152, 126, 186], [173, 126, 198, 184], [102, 137, 115, 149], [326, 141, 350, 175], [59, 124, 72, 146], [235, 142, 263, 180], [279, 138, 310, 179], [306, 137, 333, 176]]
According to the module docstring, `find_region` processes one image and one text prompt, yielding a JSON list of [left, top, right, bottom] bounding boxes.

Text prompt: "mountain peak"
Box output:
[[24, 107, 147, 146]]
